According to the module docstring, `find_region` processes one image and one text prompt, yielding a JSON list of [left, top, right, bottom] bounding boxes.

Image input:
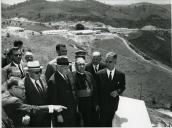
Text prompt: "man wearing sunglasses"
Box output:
[[95, 52, 126, 127], [3, 47, 26, 80], [23, 60, 49, 127]]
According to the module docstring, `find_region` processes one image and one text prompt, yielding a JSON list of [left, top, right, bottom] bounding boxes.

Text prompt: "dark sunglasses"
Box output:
[[34, 70, 42, 74], [14, 54, 22, 57]]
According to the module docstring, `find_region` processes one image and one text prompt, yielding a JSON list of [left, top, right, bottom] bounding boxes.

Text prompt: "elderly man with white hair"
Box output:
[[71, 57, 99, 127], [85, 51, 106, 79], [24, 51, 34, 62]]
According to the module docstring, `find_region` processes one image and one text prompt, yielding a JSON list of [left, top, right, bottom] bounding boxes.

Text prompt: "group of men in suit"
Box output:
[[2, 41, 126, 127]]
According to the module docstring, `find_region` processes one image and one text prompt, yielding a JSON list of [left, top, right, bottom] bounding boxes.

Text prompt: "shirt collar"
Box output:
[[93, 64, 99, 68], [107, 68, 115, 78]]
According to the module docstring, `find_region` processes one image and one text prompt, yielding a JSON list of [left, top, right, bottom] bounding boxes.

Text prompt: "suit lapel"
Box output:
[[27, 77, 41, 95]]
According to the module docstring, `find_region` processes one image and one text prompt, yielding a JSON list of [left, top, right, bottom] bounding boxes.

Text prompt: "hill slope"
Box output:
[[2, 0, 171, 28], [127, 30, 171, 67]]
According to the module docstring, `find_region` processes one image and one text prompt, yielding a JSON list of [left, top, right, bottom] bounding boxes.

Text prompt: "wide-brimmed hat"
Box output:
[[56, 56, 70, 66], [24, 60, 43, 71], [75, 50, 86, 59]]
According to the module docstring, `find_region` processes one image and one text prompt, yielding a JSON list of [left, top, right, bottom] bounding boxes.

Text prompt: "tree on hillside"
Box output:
[[75, 23, 85, 30]]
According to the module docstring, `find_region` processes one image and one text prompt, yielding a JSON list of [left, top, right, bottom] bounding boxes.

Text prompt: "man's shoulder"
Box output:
[[99, 62, 106, 68], [3, 63, 12, 70], [48, 58, 57, 65], [115, 69, 125, 76], [85, 62, 92, 67], [97, 68, 106, 75], [2, 95, 20, 106]]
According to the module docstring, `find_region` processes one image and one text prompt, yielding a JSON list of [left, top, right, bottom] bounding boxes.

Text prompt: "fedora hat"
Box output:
[[56, 56, 70, 66], [24, 60, 43, 71]]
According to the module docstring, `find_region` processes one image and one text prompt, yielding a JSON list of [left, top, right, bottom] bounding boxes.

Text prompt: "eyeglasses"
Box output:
[[14, 85, 25, 90], [14, 54, 22, 57], [106, 61, 113, 63], [34, 71, 42, 75]]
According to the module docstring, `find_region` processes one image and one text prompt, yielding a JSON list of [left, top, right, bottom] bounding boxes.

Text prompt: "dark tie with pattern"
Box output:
[[95, 66, 98, 72], [109, 71, 112, 80], [18, 64, 24, 78], [35, 80, 43, 94]]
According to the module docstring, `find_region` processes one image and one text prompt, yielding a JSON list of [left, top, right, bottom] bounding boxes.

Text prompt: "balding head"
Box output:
[[92, 51, 102, 65], [92, 51, 101, 57], [75, 57, 85, 73], [76, 57, 85, 64]]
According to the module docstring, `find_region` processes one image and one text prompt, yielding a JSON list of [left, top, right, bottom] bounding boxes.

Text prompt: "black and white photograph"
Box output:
[[1, 0, 172, 127]]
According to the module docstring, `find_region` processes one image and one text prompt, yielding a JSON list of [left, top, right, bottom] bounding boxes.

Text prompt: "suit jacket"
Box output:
[[96, 68, 125, 113], [85, 62, 106, 79], [3, 61, 26, 80], [2, 93, 41, 127], [45, 58, 57, 82], [23, 75, 48, 126], [47, 71, 77, 126]]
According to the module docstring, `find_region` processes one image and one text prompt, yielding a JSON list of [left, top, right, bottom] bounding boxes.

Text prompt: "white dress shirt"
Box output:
[[107, 68, 115, 80], [93, 64, 99, 72]]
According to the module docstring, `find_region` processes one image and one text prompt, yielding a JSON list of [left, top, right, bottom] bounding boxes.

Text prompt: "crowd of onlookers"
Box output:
[[2, 40, 126, 127]]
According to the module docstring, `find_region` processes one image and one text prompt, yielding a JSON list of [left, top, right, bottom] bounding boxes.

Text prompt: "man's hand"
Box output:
[[53, 105, 67, 113], [95, 105, 100, 112], [110, 90, 119, 98], [22, 115, 30, 126], [57, 114, 64, 123]]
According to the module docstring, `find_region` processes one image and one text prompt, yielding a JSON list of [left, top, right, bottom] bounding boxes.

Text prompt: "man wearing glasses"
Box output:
[[2, 77, 67, 127], [95, 52, 126, 127], [3, 47, 26, 80], [47, 56, 78, 127], [23, 60, 48, 126]]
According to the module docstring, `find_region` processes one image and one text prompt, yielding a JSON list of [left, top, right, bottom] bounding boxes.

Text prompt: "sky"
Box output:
[[1, 0, 171, 5]]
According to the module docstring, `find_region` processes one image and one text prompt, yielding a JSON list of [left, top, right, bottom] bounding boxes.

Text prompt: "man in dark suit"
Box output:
[[3, 47, 26, 80], [2, 77, 67, 127], [45, 44, 67, 82], [96, 52, 126, 127], [85, 51, 106, 126], [47, 56, 78, 127], [85, 51, 106, 79], [23, 60, 48, 127], [71, 57, 99, 126]]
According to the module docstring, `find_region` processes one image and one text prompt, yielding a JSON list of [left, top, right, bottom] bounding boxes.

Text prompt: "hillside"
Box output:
[[1, 0, 171, 28], [127, 30, 171, 67], [1, 3, 10, 9]]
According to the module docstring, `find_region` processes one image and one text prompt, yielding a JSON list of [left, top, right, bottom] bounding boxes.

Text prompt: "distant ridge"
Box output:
[[2, 0, 171, 28]]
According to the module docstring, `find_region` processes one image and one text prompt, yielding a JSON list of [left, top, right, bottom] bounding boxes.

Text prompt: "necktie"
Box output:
[[109, 71, 112, 80], [35, 80, 43, 94], [95, 66, 98, 72], [18, 64, 24, 78]]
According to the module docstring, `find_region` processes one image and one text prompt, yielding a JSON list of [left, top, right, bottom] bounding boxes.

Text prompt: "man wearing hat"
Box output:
[[23, 60, 49, 126], [45, 44, 67, 82], [70, 50, 87, 72], [47, 56, 78, 127]]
